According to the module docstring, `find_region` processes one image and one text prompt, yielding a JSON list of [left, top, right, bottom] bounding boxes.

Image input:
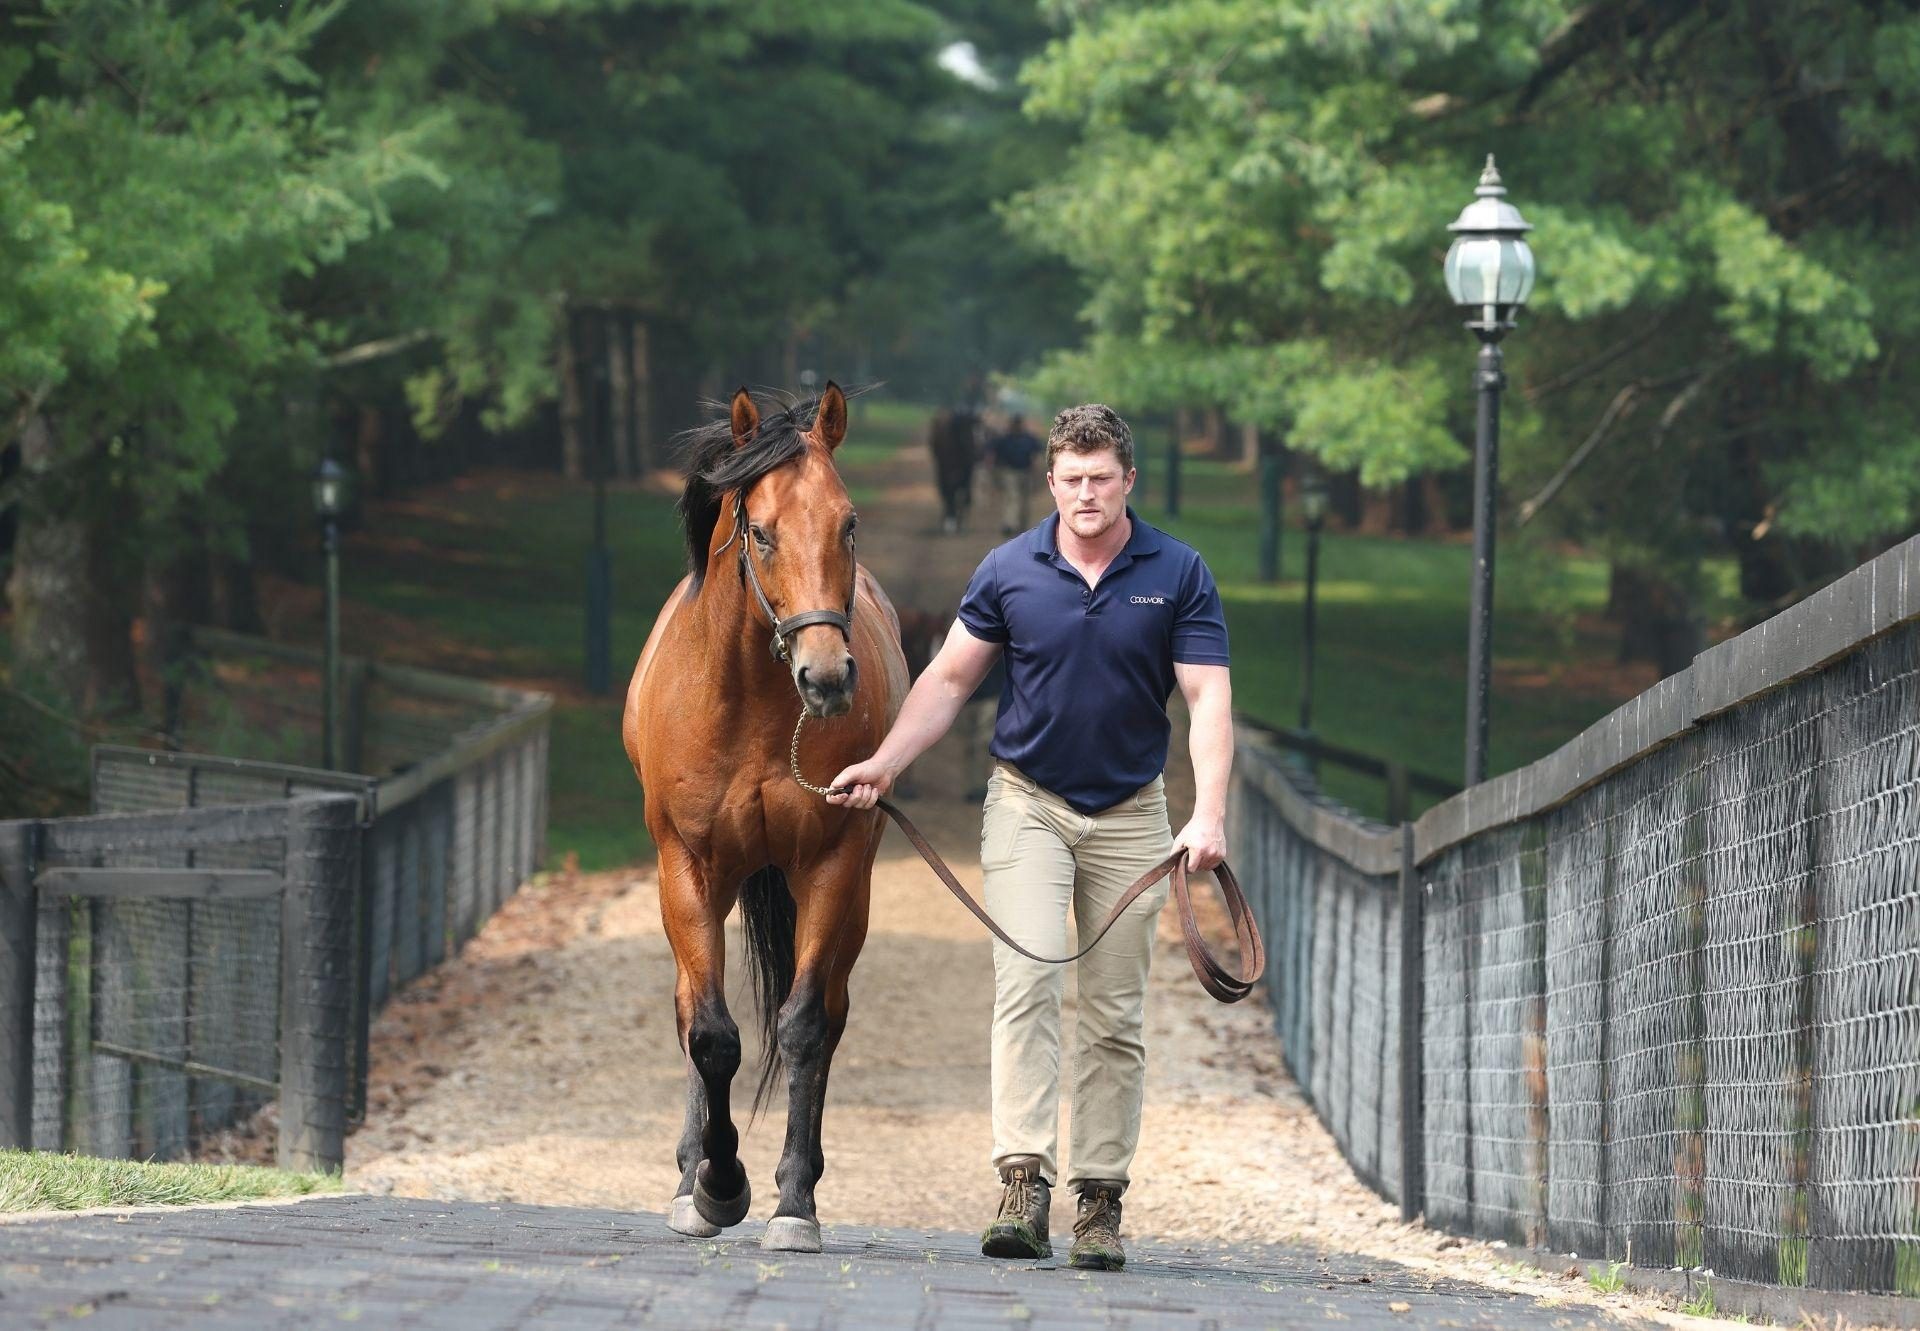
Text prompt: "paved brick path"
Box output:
[[0, 1196, 1648, 1330]]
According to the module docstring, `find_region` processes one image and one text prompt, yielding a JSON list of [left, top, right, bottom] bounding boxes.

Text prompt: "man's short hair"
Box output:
[[1046, 404, 1134, 474]]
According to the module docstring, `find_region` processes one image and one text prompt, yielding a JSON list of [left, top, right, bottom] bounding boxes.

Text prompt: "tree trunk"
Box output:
[[1202, 407, 1224, 461], [82, 479, 140, 717], [144, 530, 211, 741], [5, 416, 89, 706], [559, 307, 584, 481], [5, 415, 141, 715], [782, 326, 802, 392], [608, 317, 633, 479], [1239, 420, 1260, 470], [209, 547, 264, 635], [630, 317, 654, 472], [354, 405, 384, 498], [1609, 563, 1701, 678]]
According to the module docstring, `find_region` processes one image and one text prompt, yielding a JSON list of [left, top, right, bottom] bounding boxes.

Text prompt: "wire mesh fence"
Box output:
[[1229, 747, 1404, 1203], [0, 630, 550, 1169], [2, 798, 360, 1171], [1232, 536, 1920, 1299]]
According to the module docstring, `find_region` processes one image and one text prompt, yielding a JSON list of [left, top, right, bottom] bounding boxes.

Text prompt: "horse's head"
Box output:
[[729, 383, 861, 718]]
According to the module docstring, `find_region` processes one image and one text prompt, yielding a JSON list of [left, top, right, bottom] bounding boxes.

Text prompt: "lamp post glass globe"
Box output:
[[1301, 473, 1330, 528], [1444, 155, 1535, 333], [312, 458, 349, 522]]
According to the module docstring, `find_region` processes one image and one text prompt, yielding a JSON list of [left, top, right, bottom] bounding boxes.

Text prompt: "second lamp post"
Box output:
[[313, 457, 350, 771], [1298, 467, 1329, 744], [1444, 155, 1535, 788]]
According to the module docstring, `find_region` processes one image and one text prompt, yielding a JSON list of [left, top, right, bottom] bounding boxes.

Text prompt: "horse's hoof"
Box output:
[[693, 1164, 751, 1228], [668, 1195, 721, 1238], [761, 1217, 822, 1253]]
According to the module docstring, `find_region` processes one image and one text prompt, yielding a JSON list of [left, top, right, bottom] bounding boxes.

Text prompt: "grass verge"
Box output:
[[0, 1149, 340, 1214]]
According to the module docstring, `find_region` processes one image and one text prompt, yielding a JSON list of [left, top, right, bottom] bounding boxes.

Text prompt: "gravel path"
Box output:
[[338, 430, 1744, 1328]]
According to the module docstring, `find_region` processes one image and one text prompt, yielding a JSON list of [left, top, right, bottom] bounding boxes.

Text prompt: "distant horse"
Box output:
[[928, 408, 980, 533], [624, 384, 910, 1253]]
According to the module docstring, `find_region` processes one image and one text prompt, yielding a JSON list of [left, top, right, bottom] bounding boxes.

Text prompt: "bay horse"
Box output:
[[928, 407, 979, 533], [623, 383, 909, 1253]]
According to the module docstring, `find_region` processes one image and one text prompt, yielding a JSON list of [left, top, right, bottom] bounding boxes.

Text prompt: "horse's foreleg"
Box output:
[[667, 1055, 717, 1237], [763, 846, 873, 1252], [659, 844, 749, 1234]]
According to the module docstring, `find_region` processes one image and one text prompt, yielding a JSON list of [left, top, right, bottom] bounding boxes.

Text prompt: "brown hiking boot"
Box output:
[[980, 1158, 1052, 1258], [1069, 1180, 1126, 1270]]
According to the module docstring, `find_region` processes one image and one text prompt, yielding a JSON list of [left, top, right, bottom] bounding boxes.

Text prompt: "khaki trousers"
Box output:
[[981, 761, 1173, 1187]]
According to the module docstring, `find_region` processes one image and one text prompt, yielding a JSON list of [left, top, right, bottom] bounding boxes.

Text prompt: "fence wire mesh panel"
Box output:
[[1, 631, 550, 1168], [1230, 743, 1400, 1205], [18, 807, 301, 1162], [1233, 599, 1920, 1298], [1542, 781, 1613, 1261], [1807, 628, 1920, 1293]]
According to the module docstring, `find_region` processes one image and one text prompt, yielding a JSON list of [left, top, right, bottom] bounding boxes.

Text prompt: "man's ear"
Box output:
[[814, 382, 848, 451], [730, 387, 759, 449]]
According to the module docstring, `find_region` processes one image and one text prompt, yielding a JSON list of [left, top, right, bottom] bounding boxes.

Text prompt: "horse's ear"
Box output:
[[814, 382, 848, 451], [730, 387, 759, 449]]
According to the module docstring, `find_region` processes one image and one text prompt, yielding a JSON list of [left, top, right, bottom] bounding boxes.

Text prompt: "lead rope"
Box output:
[[786, 710, 1266, 1003], [790, 712, 842, 796]]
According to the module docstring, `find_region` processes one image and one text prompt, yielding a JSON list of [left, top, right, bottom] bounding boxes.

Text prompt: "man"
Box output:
[[828, 404, 1232, 1271], [987, 413, 1043, 535]]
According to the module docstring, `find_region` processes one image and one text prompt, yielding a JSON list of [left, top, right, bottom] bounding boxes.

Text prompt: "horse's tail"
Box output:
[[740, 865, 797, 1120]]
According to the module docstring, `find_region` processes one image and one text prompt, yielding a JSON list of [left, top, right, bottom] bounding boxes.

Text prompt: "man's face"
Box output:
[[1048, 446, 1135, 542]]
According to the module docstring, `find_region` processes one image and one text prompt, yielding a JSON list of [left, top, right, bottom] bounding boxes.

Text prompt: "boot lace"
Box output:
[[1073, 1191, 1119, 1243], [997, 1168, 1038, 1221]]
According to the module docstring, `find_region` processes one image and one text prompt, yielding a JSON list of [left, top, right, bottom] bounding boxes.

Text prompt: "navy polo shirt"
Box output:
[[956, 507, 1230, 815]]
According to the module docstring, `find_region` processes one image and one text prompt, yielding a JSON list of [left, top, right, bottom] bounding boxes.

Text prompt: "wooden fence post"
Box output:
[[1399, 823, 1425, 1222], [0, 821, 37, 1149], [278, 796, 360, 1172]]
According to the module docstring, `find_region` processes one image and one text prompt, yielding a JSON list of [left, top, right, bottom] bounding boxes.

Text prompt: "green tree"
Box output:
[[1013, 0, 1920, 671], [2, 0, 432, 709]]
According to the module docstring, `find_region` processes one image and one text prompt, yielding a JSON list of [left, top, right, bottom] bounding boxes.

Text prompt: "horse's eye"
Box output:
[[749, 524, 771, 549], [844, 517, 858, 542]]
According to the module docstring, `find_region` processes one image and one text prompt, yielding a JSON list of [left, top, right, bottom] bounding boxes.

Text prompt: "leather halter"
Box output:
[[721, 489, 854, 663]]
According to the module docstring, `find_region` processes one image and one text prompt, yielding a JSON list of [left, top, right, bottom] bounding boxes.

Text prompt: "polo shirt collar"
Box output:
[[1032, 507, 1164, 573]]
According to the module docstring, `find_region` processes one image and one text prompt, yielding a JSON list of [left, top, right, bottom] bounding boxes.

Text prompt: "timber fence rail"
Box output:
[[0, 629, 552, 1170], [1230, 533, 1920, 1303]]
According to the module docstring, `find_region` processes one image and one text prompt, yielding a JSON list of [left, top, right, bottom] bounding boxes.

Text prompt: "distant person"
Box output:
[[988, 415, 1042, 536]]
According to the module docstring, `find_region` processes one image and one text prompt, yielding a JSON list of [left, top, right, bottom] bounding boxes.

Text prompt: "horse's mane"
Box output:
[[674, 386, 872, 591]]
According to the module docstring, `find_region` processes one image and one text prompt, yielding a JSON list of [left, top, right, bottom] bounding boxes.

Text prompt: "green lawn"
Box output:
[[0, 1149, 339, 1213], [339, 407, 1673, 864]]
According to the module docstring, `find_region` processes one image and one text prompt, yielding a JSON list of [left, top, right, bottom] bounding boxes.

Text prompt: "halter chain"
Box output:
[[789, 712, 844, 797]]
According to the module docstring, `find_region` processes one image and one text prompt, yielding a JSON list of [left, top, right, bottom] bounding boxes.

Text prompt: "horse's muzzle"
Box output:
[[796, 657, 857, 718]]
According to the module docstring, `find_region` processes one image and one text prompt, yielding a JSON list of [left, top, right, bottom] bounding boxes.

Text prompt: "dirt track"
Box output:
[[342, 432, 1739, 1327]]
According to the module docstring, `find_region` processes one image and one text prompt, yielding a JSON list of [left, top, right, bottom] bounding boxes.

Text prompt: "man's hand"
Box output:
[[825, 757, 897, 810], [1172, 812, 1226, 874]]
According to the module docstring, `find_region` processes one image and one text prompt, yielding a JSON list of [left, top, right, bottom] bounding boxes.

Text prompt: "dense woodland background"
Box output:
[[3, 0, 1918, 820]]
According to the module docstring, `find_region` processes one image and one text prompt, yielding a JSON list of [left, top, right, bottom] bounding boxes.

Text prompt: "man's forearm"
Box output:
[[1188, 687, 1234, 822], [871, 668, 979, 779]]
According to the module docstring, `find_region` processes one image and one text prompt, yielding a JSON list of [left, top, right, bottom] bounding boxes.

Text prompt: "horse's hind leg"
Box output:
[[659, 846, 750, 1233], [763, 846, 873, 1252]]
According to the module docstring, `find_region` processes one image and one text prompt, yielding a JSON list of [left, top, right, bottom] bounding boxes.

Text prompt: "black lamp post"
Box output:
[[1444, 155, 1536, 788], [312, 457, 350, 770], [1299, 467, 1329, 742]]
